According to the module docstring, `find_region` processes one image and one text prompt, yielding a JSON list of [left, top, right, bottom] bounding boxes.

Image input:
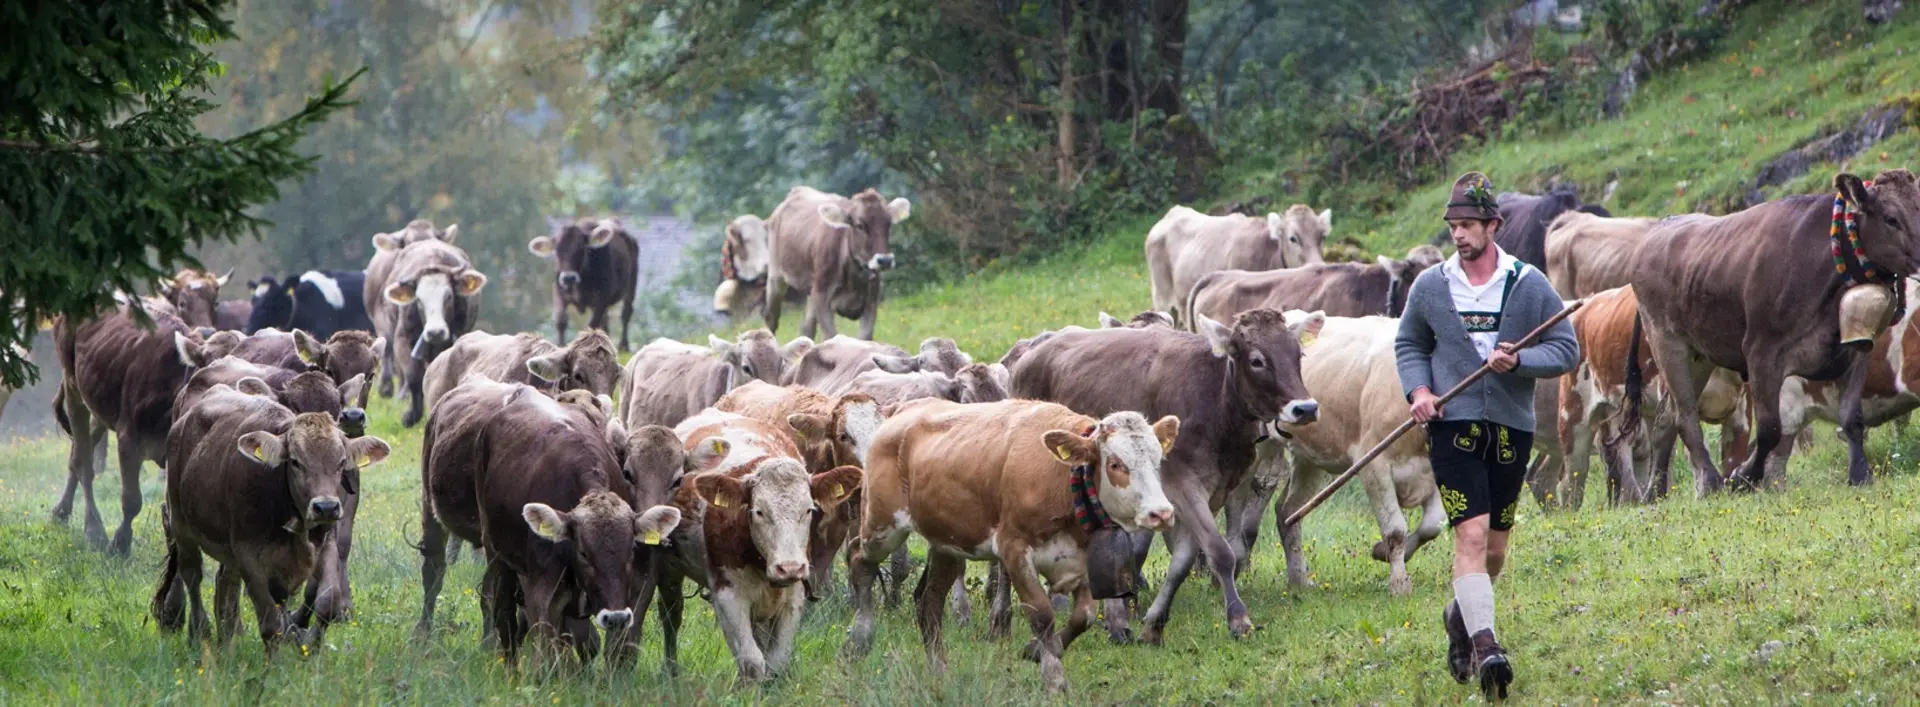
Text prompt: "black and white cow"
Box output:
[[246, 271, 374, 339]]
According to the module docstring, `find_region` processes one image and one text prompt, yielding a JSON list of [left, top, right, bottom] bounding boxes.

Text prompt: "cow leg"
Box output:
[[1139, 508, 1204, 645], [402, 367, 427, 428], [588, 302, 610, 338], [765, 587, 807, 677], [1227, 441, 1285, 579], [1357, 461, 1414, 597], [1837, 359, 1873, 487], [107, 434, 144, 557], [763, 272, 787, 334], [238, 563, 290, 657], [858, 277, 881, 341], [1058, 584, 1097, 655], [1103, 529, 1155, 643], [214, 563, 243, 644], [711, 588, 769, 683], [1410, 480, 1446, 557], [416, 512, 450, 636], [1648, 333, 1724, 496], [802, 283, 836, 341], [884, 544, 913, 609], [552, 292, 569, 348], [1274, 463, 1324, 589], [487, 561, 525, 665], [845, 521, 911, 658], [618, 293, 635, 352], [52, 382, 91, 526], [1600, 415, 1647, 506], [1000, 542, 1068, 693], [947, 567, 974, 626], [1559, 406, 1594, 511], [657, 566, 685, 676], [377, 333, 397, 399], [916, 551, 966, 675], [1728, 355, 1790, 492], [517, 573, 566, 672]]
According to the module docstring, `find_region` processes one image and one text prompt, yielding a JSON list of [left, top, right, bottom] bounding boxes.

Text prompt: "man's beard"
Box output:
[[1455, 241, 1485, 260]]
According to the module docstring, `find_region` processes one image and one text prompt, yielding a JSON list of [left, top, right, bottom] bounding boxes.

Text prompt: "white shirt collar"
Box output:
[[1443, 245, 1518, 286]]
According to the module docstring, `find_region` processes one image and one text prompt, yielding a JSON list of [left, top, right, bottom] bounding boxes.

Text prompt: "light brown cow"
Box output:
[[763, 186, 913, 340], [714, 214, 789, 321], [617, 330, 811, 429], [660, 408, 862, 682], [160, 268, 234, 329], [845, 400, 1178, 692], [424, 330, 621, 409], [1145, 204, 1331, 325], [363, 222, 487, 427], [1627, 171, 1920, 490], [1187, 245, 1444, 324], [1542, 211, 1658, 299], [229, 329, 384, 408], [152, 384, 391, 653], [362, 220, 454, 399], [781, 335, 970, 392]]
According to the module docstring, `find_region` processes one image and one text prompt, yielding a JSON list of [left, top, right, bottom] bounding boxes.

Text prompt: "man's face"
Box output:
[[1448, 218, 1499, 261]]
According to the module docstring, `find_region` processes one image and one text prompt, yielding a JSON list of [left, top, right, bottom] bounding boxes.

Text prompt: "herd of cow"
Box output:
[[30, 172, 1920, 692]]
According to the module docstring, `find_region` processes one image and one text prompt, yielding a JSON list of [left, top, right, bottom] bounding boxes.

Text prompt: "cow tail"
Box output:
[[150, 538, 184, 632], [1183, 274, 1209, 333], [1613, 311, 1647, 447], [53, 384, 70, 437]]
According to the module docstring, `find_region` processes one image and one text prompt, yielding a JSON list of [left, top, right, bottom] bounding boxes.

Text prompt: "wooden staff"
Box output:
[[1282, 299, 1586, 528]]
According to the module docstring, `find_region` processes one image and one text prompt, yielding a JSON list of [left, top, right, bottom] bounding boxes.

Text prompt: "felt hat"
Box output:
[[1444, 171, 1501, 222]]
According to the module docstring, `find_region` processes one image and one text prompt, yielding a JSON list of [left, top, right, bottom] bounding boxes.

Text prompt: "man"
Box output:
[[1394, 171, 1579, 700]]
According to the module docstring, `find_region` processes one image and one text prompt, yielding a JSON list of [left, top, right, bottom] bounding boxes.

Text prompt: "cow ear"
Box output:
[[1098, 311, 1124, 328], [787, 413, 830, 443], [781, 336, 814, 365], [1318, 208, 1333, 231], [522, 503, 569, 542], [455, 270, 488, 296], [1266, 213, 1284, 241], [237, 431, 287, 467], [1290, 311, 1327, 349], [1152, 415, 1181, 455], [1376, 255, 1395, 271], [384, 281, 417, 305], [525, 354, 565, 383], [234, 376, 274, 398], [1196, 314, 1236, 358], [687, 438, 730, 472], [372, 232, 403, 252], [887, 197, 912, 224], [604, 417, 630, 458], [1040, 430, 1099, 466], [528, 236, 557, 258], [818, 203, 851, 229], [872, 354, 918, 374], [634, 506, 682, 546], [1836, 173, 1873, 209], [337, 374, 366, 408], [588, 222, 618, 248], [292, 329, 325, 368], [810, 466, 864, 507], [348, 436, 392, 468], [174, 332, 208, 368], [708, 335, 738, 362], [371, 337, 388, 358], [441, 224, 460, 243], [693, 473, 748, 509]]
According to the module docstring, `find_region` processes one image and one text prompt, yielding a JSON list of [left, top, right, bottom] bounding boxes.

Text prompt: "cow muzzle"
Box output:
[[309, 496, 344, 523], [769, 561, 808, 587], [868, 253, 895, 271], [339, 408, 367, 437], [559, 271, 581, 291], [594, 608, 633, 631], [1137, 507, 1176, 531], [1278, 399, 1320, 425]]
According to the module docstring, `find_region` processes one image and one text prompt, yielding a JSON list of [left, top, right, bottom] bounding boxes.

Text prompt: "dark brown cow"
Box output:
[[763, 186, 912, 340], [418, 379, 682, 666], [528, 217, 639, 351], [1186, 245, 1445, 324], [51, 298, 217, 555], [159, 268, 233, 329], [424, 330, 621, 409], [1627, 170, 1920, 490], [230, 329, 384, 408], [617, 330, 810, 429], [173, 356, 364, 433], [365, 236, 488, 427], [1010, 309, 1320, 643], [151, 385, 391, 653], [1491, 188, 1611, 271]]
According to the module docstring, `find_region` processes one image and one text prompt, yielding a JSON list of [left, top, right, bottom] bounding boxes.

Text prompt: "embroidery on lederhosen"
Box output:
[[1442, 487, 1469, 520], [1454, 422, 1481, 452], [1496, 425, 1516, 464], [1457, 261, 1524, 334], [1499, 499, 1518, 527]]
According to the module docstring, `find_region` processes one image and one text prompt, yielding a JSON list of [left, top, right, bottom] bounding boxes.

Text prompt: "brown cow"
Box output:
[[713, 214, 792, 321], [1493, 188, 1611, 271], [1011, 308, 1320, 643], [424, 330, 621, 409], [528, 217, 639, 351], [1627, 171, 1920, 491], [173, 355, 364, 433], [660, 408, 863, 682], [52, 298, 216, 555], [159, 268, 233, 329], [418, 379, 682, 666], [229, 329, 384, 408], [1186, 245, 1444, 325], [1543, 211, 1658, 299], [763, 186, 912, 340], [617, 330, 810, 429], [361, 219, 457, 402], [783, 335, 970, 393], [152, 385, 391, 652], [1145, 204, 1331, 325], [844, 400, 1178, 692], [365, 236, 488, 427], [1097, 310, 1178, 330]]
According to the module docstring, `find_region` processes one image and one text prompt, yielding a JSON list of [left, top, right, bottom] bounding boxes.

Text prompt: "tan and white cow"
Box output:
[[1145, 204, 1330, 325], [844, 399, 1178, 693], [659, 408, 862, 683]]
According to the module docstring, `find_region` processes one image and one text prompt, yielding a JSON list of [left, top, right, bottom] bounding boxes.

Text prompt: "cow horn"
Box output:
[[215, 269, 233, 287]]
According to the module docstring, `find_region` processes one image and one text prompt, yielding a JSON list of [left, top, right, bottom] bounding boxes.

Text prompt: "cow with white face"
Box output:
[[365, 236, 487, 428], [714, 215, 787, 321]]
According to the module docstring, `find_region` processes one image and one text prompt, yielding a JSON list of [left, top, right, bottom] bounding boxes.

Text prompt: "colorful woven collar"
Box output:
[[720, 238, 738, 282], [1070, 462, 1115, 533], [1832, 181, 1898, 286]]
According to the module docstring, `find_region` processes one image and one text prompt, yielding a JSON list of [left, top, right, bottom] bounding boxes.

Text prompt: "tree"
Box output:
[[0, 1, 358, 387]]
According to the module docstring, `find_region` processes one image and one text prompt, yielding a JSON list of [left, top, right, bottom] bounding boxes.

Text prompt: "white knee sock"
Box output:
[[1453, 573, 1496, 635]]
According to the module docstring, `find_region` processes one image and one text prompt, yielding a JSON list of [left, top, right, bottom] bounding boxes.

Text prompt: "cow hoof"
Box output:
[[83, 522, 108, 550], [1370, 540, 1395, 562], [1106, 628, 1133, 645], [1286, 571, 1315, 589], [108, 531, 133, 557], [1228, 615, 1254, 638], [1140, 626, 1165, 646], [49, 505, 71, 525], [1389, 575, 1414, 597]]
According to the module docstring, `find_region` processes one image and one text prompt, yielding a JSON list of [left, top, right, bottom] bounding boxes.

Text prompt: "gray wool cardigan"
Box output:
[[1393, 261, 1579, 433]]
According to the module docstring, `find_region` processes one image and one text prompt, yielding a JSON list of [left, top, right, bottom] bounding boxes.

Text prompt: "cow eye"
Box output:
[[1289, 235, 1300, 243], [1889, 215, 1904, 230], [742, 364, 756, 377], [1249, 353, 1267, 369]]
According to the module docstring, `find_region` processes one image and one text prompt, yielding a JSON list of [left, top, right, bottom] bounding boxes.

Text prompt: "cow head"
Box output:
[[1380, 245, 1446, 317], [245, 276, 294, 333], [385, 268, 487, 359], [529, 218, 623, 294], [871, 337, 972, 376], [161, 269, 231, 328], [693, 459, 861, 587], [613, 423, 730, 507], [1099, 310, 1177, 330], [236, 413, 390, 528], [818, 189, 910, 273], [955, 363, 1007, 403], [1838, 170, 1920, 275], [1266, 205, 1331, 267], [173, 330, 245, 369], [293, 330, 384, 401], [528, 329, 623, 397], [724, 215, 772, 285], [523, 490, 682, 632], [1196, 308, 1323, 426], [710, 330, 808, 386], [371, 220, 457, 252], [787, 392, 884, 469], [1041, 412, 1180, 532]]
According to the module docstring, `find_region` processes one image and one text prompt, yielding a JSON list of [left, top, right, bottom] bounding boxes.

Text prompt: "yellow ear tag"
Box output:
[[296, 347, 314, 364], [354, 453, 371, 468], [1053, 445, 1072, 461], [711, 440, 725, 454], [1161, 438, 1174, 453], [1299, 332, 1317, 349], [712, 494, 731, 509], [248, 442, 267, 462], [539, 519, 562, 538], [643, 530, 663, 545], [833, 483, 845, 498]]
